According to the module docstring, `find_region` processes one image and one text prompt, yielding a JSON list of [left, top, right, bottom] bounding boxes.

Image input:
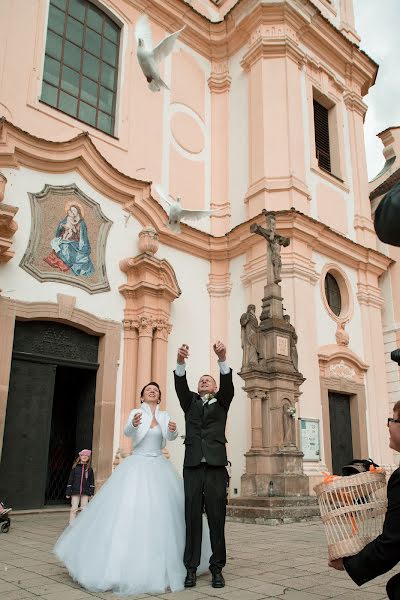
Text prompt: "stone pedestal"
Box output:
[[239, 366, 308, 497], [239, 272, 308, 498]]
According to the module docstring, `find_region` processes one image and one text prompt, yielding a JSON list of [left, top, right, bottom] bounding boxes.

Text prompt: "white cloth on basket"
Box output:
[[54, 424, 211, 595]]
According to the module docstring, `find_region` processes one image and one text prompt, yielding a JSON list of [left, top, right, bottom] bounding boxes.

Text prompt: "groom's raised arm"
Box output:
[[214, 341, 234, 411], [174, 344, 193, 413]]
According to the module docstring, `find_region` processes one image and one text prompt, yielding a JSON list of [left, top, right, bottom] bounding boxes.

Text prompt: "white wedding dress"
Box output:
[[54, 425, 211, 595]]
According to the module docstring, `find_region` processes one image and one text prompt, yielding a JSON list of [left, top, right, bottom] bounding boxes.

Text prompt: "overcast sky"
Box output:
[[353, 0, 400, 180]]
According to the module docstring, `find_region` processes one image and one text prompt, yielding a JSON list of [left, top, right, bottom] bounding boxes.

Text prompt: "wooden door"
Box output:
[[329, 392, 353, 475], [0, 359, 56, 509]]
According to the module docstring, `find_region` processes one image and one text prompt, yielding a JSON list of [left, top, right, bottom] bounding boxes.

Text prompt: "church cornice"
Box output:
[[0, 118, 391, 277], [121, 1, 376, 95]]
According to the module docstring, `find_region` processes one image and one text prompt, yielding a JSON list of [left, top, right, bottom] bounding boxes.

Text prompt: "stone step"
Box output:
[[229, 496, 318, 508], [226, 502, 321, 525]]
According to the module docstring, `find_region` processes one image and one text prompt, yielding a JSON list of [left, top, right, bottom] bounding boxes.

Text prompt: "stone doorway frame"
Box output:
[[319, 347, 369, 474], [0, 294, 121, 487]]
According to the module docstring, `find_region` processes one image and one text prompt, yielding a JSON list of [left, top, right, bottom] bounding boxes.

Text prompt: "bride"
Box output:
[[54, 381, 211, 595]]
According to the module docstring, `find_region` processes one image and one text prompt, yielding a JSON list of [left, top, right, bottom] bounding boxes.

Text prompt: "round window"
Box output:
[[324, 272, 341, 317]]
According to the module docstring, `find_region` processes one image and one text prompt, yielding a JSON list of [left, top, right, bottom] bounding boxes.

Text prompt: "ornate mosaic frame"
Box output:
[[20, 184, 112, 294]]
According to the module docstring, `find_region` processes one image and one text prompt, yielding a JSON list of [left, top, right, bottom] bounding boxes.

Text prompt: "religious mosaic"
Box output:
[[20, 184, 112, 293]]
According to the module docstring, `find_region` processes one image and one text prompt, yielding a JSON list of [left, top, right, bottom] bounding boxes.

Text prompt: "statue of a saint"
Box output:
[[335, 319, 349, 347], [250, 210, 290, 284], [282, 400, 296, 446], [284, 314, 299, 371], [240, 304, 260, 367]]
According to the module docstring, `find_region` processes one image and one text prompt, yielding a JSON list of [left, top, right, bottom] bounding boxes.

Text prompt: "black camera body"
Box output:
[[391, 349, 400, 365]]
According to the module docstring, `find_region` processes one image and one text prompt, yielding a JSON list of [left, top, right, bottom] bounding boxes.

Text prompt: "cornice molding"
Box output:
[[241, 35, 306, 70], [343, 90, 368, 118], [0, 119, 390, 277]]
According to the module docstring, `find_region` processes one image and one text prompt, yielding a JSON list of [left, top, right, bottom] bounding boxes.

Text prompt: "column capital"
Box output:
[[207, 273, 232, 298], [241, 35, 305, 71], [153, 318, 172, 341], [137, 315, 154, 336], [208, 62, 231, 94], [343, 91, 368, 118]]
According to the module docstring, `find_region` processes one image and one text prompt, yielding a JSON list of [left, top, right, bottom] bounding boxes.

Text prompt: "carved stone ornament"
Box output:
[[329, 360, 355, 380], [138, 225, 159, 256], [335, 319, 350, 346], [0, 171, 19, 264], [20, 184, 112, 294]]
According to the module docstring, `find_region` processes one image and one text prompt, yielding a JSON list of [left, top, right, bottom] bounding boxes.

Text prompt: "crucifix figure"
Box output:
[[250, 210, 290, 284]]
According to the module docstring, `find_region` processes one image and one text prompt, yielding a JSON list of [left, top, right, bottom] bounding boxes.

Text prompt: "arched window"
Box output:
[[41, 0, 120, 135], [324, 272, 342, 317]]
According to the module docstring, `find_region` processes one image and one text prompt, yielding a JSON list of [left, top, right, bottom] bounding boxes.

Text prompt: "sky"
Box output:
[[353, 0, 400, 180]]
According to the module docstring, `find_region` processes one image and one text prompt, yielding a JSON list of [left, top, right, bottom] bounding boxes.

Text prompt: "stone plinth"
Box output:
[[227, 496, 319, 525]]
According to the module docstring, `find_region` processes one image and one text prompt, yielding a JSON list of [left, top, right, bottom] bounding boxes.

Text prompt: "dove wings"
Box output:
[[135, 15, 185, 92]]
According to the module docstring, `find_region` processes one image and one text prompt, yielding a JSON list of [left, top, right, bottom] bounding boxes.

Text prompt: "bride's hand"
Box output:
[[168, 420, 177, 432], [132, 413, 142, 428]]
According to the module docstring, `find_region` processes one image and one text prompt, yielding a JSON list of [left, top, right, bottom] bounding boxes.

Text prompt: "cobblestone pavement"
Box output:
[[0, 513, 394, 599]]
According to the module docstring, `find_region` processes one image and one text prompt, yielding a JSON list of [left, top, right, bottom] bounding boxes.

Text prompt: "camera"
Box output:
[[391, 349, 400, 365]]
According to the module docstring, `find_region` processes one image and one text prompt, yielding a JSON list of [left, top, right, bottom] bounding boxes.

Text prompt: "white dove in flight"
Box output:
[[135, 14, 185, 92], [153, 184, 220, 233]]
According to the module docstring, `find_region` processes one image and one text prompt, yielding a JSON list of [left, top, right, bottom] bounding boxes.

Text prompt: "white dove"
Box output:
[[153, 184, 220, 233], [135, 14, 185, 92]]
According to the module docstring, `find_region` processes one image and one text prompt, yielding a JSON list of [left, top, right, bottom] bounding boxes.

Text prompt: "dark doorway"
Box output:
[[45, 367, 96, 505], [329, 392, 354, 475], [0, 320, 99, 510]]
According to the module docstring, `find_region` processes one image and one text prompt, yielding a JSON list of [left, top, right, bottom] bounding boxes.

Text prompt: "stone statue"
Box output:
[[284, 314, 298, 371], [335, 319, 349, 347], [282, 399, 296, 446], [240, 304, 260, 367], [250, 210, 290, 284]]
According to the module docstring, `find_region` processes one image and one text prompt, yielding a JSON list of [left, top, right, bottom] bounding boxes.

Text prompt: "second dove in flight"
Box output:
[[153, 184, 221, 233]]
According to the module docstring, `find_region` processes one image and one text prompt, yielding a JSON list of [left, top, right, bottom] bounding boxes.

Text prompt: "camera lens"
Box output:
[[391, 348, 400, 365]]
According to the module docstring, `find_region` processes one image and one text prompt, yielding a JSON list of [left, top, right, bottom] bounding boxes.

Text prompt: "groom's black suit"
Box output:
[[174, 369, 234, 574]]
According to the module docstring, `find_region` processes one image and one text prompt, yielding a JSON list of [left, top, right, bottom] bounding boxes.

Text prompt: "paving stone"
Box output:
[[0, 514, 390, 599]]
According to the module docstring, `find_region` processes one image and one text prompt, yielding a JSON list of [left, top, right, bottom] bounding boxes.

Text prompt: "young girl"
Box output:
[[66, 449, 95, 525]]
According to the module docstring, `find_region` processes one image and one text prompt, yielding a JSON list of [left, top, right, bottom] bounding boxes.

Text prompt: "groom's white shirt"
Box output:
[[124, 402, 178, 449]]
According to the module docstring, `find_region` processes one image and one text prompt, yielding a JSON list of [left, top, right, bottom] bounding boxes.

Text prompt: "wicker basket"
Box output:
[[314, 471, 387, 560]]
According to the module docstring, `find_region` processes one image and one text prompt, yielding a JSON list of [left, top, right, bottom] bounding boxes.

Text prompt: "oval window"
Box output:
[[324, 272, 341, 317]]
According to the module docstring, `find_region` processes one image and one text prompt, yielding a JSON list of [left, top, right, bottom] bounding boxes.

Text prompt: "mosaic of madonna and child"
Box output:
[[44, 202, 94, 276], [21, 185, 111, 294]]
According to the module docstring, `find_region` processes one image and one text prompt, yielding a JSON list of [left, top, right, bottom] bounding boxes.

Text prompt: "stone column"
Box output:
[[119, 318, 139, 453], [339, 0, 360, 45], [136, 316, 154, 400], [119, 226, 181, 450], [249, 389, 265, 450], [208, 61, 231, 235], [357, 282, 393, 466], [241, 24, 309, 217], [344, 92, 376, 248], [207, 262, 232, 378], [152, 319, 172, 409]]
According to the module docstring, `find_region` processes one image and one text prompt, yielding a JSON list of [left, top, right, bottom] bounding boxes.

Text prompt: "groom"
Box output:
[[174, 341, 234, 589]]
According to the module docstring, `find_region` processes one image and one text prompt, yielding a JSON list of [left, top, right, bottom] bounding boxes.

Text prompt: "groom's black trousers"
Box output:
[[183, 463, 227, 573]]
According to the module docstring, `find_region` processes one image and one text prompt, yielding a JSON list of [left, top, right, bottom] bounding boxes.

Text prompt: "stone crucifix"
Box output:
[[250, 210, 290, 284]]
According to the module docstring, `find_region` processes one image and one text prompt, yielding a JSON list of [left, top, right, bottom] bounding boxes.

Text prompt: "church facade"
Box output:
[[0, 0, 396, 509]]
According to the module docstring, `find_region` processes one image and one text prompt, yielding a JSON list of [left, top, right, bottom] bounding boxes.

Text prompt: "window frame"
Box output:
[[324, 272, 342, 317], [320, 264, 353, 324], [310, 86, 346, 186], [40, 0, 121, 137]]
